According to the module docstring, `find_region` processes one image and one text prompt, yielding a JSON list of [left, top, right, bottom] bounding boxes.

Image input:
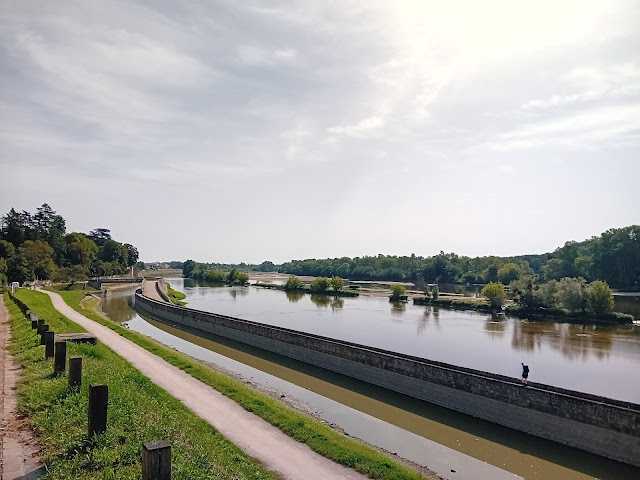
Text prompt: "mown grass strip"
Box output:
[[7, 291, 278, 480], [55, 289, 431, 480]]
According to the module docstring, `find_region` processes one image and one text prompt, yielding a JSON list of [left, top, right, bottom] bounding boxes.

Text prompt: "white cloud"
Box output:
[[327, 116, 385, 137]]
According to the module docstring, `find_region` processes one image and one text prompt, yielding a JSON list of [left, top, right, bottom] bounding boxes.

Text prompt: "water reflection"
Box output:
[[101, 291, 138, 324], [229, 287, 249, 299], [509, 322, 616, 361], [390, 301, 406, 316], [484, 315, 506, 339], [309, 294, 344, 311], [614, 295, 640, 320], [285, 291, 304, 303]]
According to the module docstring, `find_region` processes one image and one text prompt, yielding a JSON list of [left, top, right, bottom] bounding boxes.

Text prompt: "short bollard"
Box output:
[[88, 384, 108, 437], [68, 357, 82, 390], [39, 324, 49, 345], [54, 341, 66, 374], [36, 319, 44, 333], [30, 313, 38, 323], [45, 331, 55, 358], [31, 319, 37, 329], [142, 440, 171, 480]]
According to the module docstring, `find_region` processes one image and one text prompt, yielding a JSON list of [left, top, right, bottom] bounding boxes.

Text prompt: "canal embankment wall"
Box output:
[[133, 292, 640, 467]]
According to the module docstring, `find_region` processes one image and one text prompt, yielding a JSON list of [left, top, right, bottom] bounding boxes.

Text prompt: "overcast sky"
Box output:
[[1, 1, 639, 263]]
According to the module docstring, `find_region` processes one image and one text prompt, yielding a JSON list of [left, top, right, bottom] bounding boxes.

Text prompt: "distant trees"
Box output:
[[0, 204, 140, 285]]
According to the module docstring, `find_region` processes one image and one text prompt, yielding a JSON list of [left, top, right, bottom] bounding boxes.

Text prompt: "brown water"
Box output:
[[101, 285, 640, 480], [167, 278, 640, 403]]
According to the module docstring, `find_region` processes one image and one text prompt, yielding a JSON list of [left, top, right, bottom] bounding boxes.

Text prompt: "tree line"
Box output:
[[173, 225, 638, 290], [0, 204, 139, 285]]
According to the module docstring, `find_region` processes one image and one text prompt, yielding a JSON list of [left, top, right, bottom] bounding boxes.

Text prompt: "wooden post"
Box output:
[[54, 341, 66, 374], [45, 331, 55, 358], [30, 313, 38, 323], [142, 441, 171, 480], [39, 324, 49, 345], [31, 319, 38, 329], [68, 357, 82, 390], [88, 384, 108, 437], [36, 319, 44, 333]]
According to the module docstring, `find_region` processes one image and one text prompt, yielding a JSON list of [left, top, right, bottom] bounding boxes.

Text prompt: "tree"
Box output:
[[330, 276, 344, 291], [21, 240, 56, 279], [389, 284, 406, 301], [497, 263, 520, 284], [183, 259, 196, 278], [481, 282, 507, 308], [65, 233, 98, 266], [557, 277, 588, 313], [0, 240, 15, 260], [588, 280, 614, 314], [124, 244, 139, 267], [203, 269, 226, 282], [283, 276, 304, 290], [0, 258, 7, 285], [88, 228, 112, 246], [309, 277, 330, 292]]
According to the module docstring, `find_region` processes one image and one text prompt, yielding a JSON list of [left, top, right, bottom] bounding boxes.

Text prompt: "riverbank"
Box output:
[[412, 297, 634, 324], [5, 290, 278, 479]]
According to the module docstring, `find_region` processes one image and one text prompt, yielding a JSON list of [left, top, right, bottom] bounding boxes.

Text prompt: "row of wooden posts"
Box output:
[[23, 306, 172, 479]]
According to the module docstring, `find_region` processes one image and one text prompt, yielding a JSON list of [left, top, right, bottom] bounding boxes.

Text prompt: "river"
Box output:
[[100, 280, 640, 480]]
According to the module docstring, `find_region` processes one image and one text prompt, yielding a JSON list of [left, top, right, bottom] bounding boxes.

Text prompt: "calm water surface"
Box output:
[[167, 278, 640, 403], [101, 286, 640, 480]]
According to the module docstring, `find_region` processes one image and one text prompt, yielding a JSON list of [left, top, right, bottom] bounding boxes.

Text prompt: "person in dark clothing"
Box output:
[[521, 363, 529, 385]]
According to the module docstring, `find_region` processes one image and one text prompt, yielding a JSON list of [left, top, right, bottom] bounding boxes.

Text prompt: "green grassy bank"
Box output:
[[6, 290, 277, 480], [53, 288, 430, 480], [166, 284, 187, 306]]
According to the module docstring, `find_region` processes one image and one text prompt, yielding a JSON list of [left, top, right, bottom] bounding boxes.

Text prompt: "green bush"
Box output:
[[283, 276, 304, 291], [481, 282, 506, 308], [389, 284, 406, 301], [309, 277, 330, 292]]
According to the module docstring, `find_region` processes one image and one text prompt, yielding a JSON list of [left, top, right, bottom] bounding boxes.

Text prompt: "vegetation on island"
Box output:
[[182, 260, 249, 285], [0, 204, 139, 286], [35, 288, 432, 480], [389, 284, 407, 301], [415, 276, 632, 323], [5, 291, 278, 479], [277, 275, 358, 297]]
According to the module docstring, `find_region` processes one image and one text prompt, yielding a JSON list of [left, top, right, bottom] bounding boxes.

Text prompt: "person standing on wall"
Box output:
[[521, 363, 529, 385]]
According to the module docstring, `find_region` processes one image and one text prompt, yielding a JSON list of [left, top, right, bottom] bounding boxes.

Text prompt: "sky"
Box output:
[[1, 0, 639, 264]]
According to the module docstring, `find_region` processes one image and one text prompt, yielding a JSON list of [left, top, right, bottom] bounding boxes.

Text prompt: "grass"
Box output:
[[53, 288, 432, 480], [7, 290, 278, 480], [166, 284, 187, 306]]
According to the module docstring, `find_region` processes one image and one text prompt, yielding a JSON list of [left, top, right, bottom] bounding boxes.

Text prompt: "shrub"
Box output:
[[309, 277, 331, 292], [389, 284, 406, 301], [481, 282, 506, 308], [283, 276, 304, 291], [589, 280, 614, 314], [330, 276, 344, 291]]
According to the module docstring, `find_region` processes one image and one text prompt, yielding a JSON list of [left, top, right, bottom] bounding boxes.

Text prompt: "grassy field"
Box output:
[[7, 290, 278, 480], [53, 288, 431, 480]]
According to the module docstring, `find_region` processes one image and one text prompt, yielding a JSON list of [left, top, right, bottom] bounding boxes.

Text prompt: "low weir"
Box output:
[[134, 291, 640, 468]]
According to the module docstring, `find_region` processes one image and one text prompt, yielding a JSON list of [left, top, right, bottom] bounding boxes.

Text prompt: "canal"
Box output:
[[100, 281, 639, 480]]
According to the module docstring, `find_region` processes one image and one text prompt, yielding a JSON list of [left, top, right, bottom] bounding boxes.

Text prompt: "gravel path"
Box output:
[[42, 290, 367, 480], [0, 296, 42, 479]]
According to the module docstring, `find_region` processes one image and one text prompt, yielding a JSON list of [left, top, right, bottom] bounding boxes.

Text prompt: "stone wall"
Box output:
[[134, 292, 640, 467]]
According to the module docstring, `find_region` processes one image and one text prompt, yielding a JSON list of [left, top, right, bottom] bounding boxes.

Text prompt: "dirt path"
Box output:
[[41, 290, 367, 480], [0, 296, 42, 479]]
